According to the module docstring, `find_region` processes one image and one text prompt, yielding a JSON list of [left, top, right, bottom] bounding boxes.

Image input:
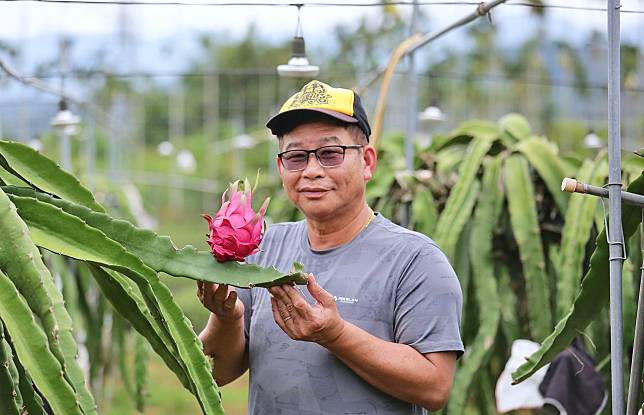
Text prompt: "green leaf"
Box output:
[[0, 319, 21, 415], [454, 222, 473, 341], [498, 113, 531, 142], [0, 140, 104, 212], [367, 163, 395, 200], [3, 186, 307, 288], [504, 155, 551, 341], [434, 136, 493, 259], [498, 266, 521, 345], [512, 173, 644, 383], [409, 187, 438, 236], [0, 187, 97, 414], [7, 193, 225, 414], [515, 137, 569, 213], [451, 120, 499, 141], [112, 313, 135, 400], [0, 269, 83, 415], [8, 339, 47, 415], [134, 333, 150, 412], [448, 155, 504, 414], [435, 145, 467, 175], [86, 264, 191, 391], [556, 156, 607, 319]]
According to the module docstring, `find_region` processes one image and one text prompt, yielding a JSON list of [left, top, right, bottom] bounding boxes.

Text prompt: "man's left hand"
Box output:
[[269, 274, 345, 346]]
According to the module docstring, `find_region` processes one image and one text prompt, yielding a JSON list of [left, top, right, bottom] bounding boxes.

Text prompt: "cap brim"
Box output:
[[266, 108, 358, 136]]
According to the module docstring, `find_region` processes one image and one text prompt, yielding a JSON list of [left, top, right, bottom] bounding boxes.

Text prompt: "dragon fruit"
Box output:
[[202, 180, 269, 262]]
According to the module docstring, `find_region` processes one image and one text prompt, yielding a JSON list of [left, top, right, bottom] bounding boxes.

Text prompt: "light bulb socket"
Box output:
[[292, 36, 306, 58]]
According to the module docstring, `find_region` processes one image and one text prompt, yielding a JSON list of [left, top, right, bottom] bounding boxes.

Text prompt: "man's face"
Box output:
[[277, 121, 376, 222]]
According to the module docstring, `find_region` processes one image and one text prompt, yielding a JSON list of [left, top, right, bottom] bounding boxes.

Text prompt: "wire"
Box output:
[[13, 64, 644, 94], [0, 0, 479, 5], [2, 0, 644, 13], [508, 1, 644, 14]]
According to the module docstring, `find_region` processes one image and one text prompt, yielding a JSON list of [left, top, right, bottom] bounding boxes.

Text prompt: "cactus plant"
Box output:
[[0, 140, 308, 414], [364, 113, 643, 412]]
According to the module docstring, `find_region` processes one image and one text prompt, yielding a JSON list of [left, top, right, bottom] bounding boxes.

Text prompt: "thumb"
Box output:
[[307, 274, 334, 307]]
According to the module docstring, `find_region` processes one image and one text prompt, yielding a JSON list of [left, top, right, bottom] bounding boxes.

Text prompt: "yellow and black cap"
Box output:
[[266, 80, 371, 141]]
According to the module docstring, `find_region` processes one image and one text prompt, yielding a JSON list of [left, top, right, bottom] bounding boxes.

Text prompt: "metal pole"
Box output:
[[562, 178, 644, 208], [626, 211, 644, 415], [356, 0, 506, 95], [59, 129, 71, 171], [607, 1, 625, 413], [402, 0, 419, 228], [85, 115, 96, 191]]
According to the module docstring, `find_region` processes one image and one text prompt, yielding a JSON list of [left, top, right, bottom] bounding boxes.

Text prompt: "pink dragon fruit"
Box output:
[[202, 180, 269, 262]]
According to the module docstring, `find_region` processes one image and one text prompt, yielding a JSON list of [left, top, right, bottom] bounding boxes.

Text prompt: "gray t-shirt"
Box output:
[[238, 213, 464, 414]]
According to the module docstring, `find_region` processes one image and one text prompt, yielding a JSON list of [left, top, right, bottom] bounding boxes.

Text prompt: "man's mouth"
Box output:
[[299, 187, 330, 198]]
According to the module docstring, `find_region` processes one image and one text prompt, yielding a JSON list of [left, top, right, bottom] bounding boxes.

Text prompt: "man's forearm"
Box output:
[[199, 313, 248, 386], [320, 321, 454, 410]]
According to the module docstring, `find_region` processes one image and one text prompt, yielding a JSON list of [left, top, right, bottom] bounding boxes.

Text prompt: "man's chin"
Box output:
[[298, 202, 336, 221]]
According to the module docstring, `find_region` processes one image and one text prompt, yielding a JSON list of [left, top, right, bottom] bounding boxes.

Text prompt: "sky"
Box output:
[[2, 0, 644, 44], [1, 0, 643, 142]]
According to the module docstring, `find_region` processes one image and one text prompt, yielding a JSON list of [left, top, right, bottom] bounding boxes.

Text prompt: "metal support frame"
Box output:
[[627, 211, 644, 415], [402, 0, 419, 228], [563, 177, 644, 414], [607, 1, 624, 413]]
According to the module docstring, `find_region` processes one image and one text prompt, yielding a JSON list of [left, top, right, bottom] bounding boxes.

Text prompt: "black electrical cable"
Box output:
[[1, 0, 643, 13]]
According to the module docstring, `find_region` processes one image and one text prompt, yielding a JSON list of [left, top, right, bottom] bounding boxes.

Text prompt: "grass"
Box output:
[[105, 352, 249, 414]]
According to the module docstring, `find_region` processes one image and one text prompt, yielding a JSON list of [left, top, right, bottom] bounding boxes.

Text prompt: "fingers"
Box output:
[[213, 283, 229, 304], [270, 296, 292, 334], [307, 275, 335, 307], [223, 290, 237, 311], [269, 285, 300, 316], [282, 285, 310, 313]]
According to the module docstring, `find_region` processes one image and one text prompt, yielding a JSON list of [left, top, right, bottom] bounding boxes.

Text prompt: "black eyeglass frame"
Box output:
[[277, 144, 364, 171]]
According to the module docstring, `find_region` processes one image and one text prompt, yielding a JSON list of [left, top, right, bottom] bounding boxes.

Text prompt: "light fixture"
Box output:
[[583, 128, 603, 149], [176, 149, 197, 173], [232, 134, 256, 150], [28, 138, 43, 152], [277, 5, 319, 78], [50, 100, 81, 136], [157, 140, 174, 156], [418, 99, 446, 122]]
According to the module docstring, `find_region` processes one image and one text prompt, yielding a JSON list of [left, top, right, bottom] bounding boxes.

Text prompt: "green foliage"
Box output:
[[382, 113, 644, 412], [0, 269, 83, 415], [0, 186, 97, 414], [447, 155, 503, 413], [504, 155, 551, 341], [0, 319, 21, 415], [554, 155, 607, 319], [433, 136, 492, 259], [512, 173, 644, 383], [0, 139, 311, 414]]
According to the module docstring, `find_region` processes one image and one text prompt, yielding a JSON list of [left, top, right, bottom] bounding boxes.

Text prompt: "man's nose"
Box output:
[[302, 152, 325, 178]]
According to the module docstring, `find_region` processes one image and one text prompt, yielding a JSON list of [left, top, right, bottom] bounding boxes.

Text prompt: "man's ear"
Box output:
[[363, 145, 377, 181], [276, 155, 284, 178]]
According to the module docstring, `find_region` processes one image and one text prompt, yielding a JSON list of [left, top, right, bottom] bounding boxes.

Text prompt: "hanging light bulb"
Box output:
[[277, 5, 319, 78], [51, 99, 81, 136], [418, 98, 446, 122], [583, 128, 603, 149]]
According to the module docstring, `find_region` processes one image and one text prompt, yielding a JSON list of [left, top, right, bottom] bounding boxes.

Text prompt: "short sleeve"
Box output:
[[393, 243, 464, 357]]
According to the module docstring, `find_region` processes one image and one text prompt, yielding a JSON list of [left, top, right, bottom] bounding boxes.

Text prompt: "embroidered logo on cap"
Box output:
[[288, 81, 332, 108]]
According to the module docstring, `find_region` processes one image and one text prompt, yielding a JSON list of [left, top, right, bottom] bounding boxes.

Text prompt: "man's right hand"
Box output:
[[197, 281, 244, 323], [197, 281, 248, 385]]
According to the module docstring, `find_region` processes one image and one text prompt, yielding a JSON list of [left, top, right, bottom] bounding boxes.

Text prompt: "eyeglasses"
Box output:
[[278, 145, 364, 171]]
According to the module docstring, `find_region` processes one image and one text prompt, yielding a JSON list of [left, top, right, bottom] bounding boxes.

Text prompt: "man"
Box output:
[[197, 80, 463, 414]]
